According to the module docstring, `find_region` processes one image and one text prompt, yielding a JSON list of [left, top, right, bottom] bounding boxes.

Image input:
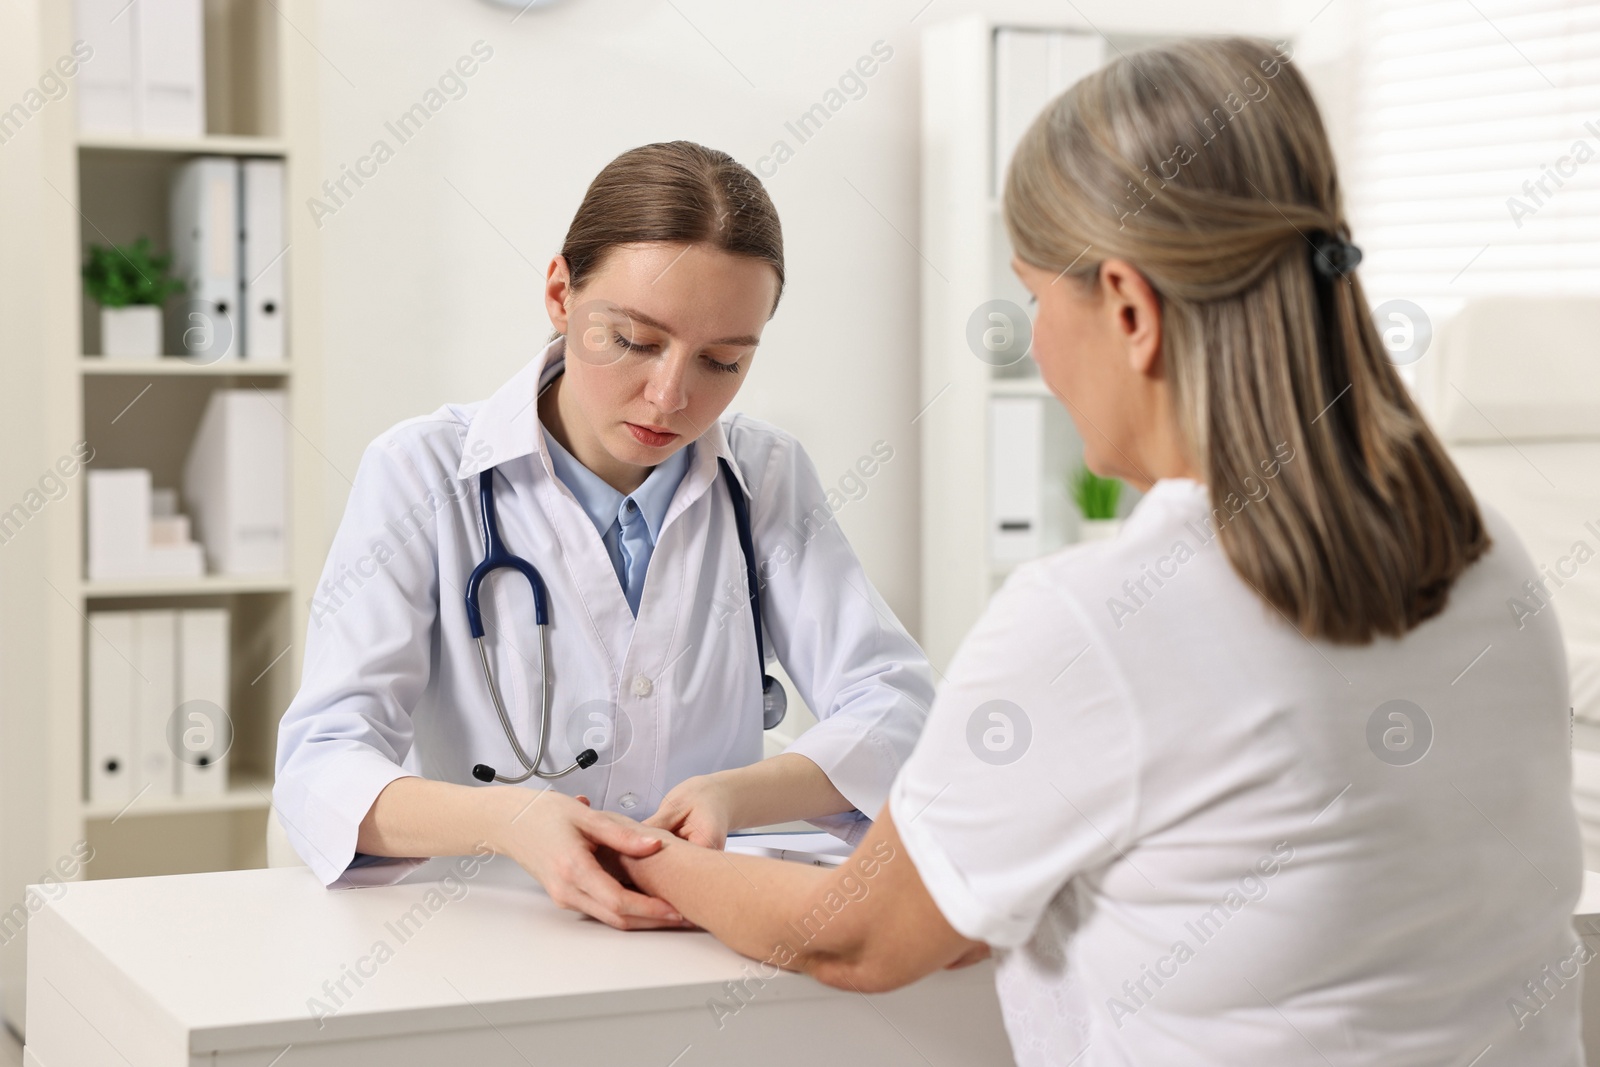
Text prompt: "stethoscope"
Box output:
[[465, 456, 787, 784]]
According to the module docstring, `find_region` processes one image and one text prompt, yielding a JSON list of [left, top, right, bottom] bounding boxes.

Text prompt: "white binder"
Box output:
[[240, 159, 287, 361], [989, 396, 1045, 564], [132, 611, 177, 800], [133, 0, 205, 137], [182, 389, 287, 575], [170, 157, 240, 362], [73, 0, 136, 136], [176, 609, 230, 795], [992, 30, 1104, 195], [87, 612, 135, 806]]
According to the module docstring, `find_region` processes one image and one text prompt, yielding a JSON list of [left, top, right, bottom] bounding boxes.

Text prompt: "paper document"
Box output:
[[726, 831, 852, 868]]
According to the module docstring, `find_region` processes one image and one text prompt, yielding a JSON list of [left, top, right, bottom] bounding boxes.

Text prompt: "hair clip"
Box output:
[[1309, 229, 1362, 278]]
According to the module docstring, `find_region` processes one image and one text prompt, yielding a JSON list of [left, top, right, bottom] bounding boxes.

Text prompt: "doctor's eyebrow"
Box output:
[[615, 306, 762, 348]]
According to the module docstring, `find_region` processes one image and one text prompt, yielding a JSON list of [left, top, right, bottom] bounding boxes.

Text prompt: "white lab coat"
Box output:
[[274, 337, 933, 888]]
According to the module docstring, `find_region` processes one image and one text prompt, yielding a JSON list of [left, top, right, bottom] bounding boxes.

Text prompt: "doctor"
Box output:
[[273, 140, 933, 929]]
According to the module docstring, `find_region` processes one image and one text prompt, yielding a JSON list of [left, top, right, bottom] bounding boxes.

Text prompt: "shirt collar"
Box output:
[[542, 424, 693, 544], [455, 335, 752, 499]]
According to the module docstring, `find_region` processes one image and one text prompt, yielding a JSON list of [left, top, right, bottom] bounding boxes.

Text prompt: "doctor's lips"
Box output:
[[625, 422, 679, 448]]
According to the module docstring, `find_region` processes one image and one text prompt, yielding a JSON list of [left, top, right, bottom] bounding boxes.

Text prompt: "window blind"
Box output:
[[1345, 0, 1600, 315]]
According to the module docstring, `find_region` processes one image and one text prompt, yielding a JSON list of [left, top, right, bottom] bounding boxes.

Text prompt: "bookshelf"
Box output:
[[0, 0, 325, 1034]]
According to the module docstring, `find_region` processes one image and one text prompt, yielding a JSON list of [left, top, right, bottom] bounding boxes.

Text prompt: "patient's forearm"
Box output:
[[626, 807, 980, 992], [623, 839, 837, 965]]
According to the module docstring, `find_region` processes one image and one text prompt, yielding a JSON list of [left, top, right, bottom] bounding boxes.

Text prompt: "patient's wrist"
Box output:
[[620, 832, 680, 890]]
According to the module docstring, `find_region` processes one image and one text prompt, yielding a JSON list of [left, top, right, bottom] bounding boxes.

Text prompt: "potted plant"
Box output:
[[82, 237, 185, 359], [1071, 463, 1123, 541]]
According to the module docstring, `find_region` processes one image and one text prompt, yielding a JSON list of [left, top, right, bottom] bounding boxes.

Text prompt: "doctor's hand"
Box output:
[[491, 790, 690, 931], [645, 774, 735, 850]]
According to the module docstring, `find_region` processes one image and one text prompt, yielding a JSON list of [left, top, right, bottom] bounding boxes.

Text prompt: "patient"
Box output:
[[613, 36, 1585, 1066]]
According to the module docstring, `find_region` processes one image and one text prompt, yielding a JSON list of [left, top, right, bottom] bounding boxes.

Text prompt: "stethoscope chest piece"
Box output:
[[762, 675, 787, 731]]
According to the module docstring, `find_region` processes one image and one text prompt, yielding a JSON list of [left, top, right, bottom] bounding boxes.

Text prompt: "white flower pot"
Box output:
[[1078, 518, 1123, 542], [101, 305, 163, 359]]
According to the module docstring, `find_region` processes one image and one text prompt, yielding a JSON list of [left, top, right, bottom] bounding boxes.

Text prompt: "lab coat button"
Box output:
[[631, 675, 653, 698], [619, 792, 639, 810]]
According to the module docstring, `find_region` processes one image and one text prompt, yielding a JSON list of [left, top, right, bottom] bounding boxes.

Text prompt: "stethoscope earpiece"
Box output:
[[474, 747, 597, 784]]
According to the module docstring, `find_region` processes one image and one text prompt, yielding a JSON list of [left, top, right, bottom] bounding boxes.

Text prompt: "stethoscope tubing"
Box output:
[[473, 626, 584, 782], [467, 469, 593, 782]]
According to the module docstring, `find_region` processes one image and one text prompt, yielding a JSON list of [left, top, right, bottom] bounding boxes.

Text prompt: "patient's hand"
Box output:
[[645, 774, 735, 849]]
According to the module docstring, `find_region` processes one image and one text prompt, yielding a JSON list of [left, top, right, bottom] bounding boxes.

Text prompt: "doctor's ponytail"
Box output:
[[555, 140, 785, 330], [1003, 36, 1489, 645]]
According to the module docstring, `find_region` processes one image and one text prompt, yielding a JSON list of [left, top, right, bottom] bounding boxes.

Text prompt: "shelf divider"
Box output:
[[82, 575, 294, 599], [77, 133, 290, 157], [79, 358, 292, 376], [80, 774, 274, 821]]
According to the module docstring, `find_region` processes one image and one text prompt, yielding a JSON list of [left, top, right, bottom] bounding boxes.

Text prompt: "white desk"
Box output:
[[25, 854, 1014, 1066]]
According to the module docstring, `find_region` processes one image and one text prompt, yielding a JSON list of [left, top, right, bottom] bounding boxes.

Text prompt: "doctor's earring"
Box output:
[[566, 298, 638, 368]]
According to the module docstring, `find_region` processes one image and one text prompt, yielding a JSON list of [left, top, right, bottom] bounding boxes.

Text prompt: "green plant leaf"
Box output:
[[1070, 463, 1122, 520], [82, 236, 186, 308]]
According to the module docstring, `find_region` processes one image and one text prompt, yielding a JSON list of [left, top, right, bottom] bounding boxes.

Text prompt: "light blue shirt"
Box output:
[[541, 427, 693, 616]]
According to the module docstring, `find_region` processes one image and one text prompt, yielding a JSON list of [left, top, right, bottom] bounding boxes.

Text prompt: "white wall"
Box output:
[[306, 0, 1290, 633]]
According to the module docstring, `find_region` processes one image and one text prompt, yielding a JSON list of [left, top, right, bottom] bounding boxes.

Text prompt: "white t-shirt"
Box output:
[[890, 477, 1585, 1066]]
